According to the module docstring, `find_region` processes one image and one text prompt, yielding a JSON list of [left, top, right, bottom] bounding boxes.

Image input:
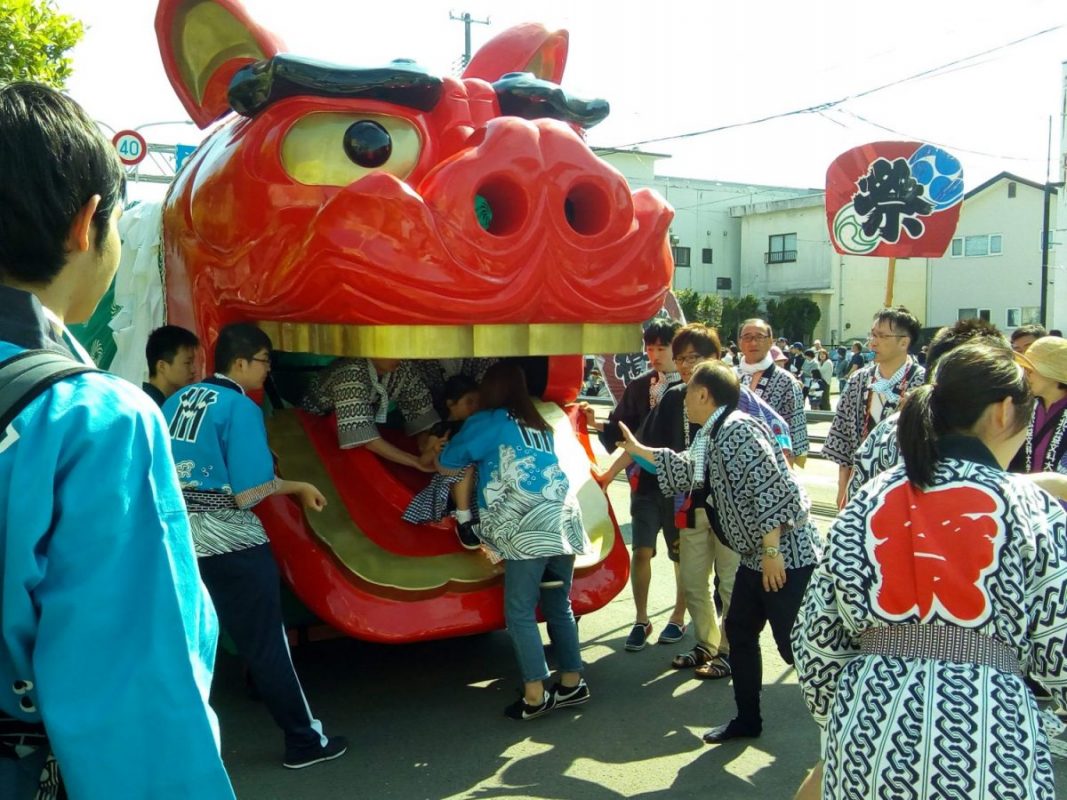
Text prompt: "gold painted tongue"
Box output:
[[257, 321, 641, 359]]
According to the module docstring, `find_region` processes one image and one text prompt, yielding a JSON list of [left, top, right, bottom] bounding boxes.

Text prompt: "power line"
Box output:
[[835, 109, 1048, 162], [601, 24, 1063, 151]]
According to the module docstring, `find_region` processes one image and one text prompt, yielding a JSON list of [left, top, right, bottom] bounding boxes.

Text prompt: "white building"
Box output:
[[598, 149, 1061, 343], [927, 174, 1058, 332], [595, 148, 816, 296], [730, 194, 928, 344]]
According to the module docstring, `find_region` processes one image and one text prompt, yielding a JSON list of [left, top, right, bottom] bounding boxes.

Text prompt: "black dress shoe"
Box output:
[[456, 521, 482, 550], [702, 720, 761, 744]]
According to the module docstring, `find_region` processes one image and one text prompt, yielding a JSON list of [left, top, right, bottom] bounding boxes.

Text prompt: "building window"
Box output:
[[958, 308, 991, 322], [766, 233, 797, 264], [701, 248, 714, 264], [716, 277, 732, 290], [671, 246, 691, 267], [950, 234, 1002, 258], [1008, 181, 1017, 198], [1006, 307, 1041, 327]]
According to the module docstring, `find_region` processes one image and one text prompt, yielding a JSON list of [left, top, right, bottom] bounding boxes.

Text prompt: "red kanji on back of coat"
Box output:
[[869, 480, 1003, 625]]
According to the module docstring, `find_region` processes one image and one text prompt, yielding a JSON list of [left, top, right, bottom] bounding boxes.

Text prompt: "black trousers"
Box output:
[[724, 563, 814, 731], [198, 544, 323, 752]]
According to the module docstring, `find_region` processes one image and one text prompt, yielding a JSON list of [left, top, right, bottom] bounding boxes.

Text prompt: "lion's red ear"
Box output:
[[462, 23, 568, 84], [155, 0, 286, 128]]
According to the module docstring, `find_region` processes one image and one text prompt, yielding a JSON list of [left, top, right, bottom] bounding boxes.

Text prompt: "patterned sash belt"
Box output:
[[859, 624, 1022, 677], [182, 490, 240, 513]]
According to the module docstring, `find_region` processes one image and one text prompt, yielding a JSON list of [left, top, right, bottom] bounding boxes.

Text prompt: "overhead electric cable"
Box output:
[[601, 24, 1063, 150]]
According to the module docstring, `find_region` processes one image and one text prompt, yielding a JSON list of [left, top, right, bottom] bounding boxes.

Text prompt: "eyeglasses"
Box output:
[[739, 334, 770, 343], [673, 354, 703, 366], [867, 331, 906, 341], [250, 356, 272, 366]]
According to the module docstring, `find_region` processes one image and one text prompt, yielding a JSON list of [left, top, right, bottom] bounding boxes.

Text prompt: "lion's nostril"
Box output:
[[563, 182, 610, 236], [474, 177, 528, 236]]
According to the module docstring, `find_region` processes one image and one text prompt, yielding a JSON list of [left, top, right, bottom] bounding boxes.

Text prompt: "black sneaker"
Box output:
[[283, 736, 348, 769], [504, 690, 556, 720], [551, 679, 590, 709], [456, 521, 481, 550]]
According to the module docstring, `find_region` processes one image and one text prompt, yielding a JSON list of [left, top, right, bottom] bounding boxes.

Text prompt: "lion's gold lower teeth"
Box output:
[[256, 322, 641, 359]]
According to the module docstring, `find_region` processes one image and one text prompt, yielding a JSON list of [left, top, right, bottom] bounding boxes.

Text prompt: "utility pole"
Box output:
[[449, 11, 490, 67], [1041, 115, 1052, 326]]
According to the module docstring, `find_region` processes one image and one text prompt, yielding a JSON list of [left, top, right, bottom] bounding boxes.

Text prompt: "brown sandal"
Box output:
[[694, 655, 732, 680], [671, 646, 713, 670]]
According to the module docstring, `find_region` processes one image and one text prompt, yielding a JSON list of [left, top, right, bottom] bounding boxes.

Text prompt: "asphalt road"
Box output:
[[213, 478, 1067, 799]]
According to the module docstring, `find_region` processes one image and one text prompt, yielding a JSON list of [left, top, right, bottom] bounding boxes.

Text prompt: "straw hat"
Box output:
[[1016, 336, 1067, 384]]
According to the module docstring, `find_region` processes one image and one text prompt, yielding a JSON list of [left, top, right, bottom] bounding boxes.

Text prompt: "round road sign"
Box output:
[[112, 130, 147, 166]]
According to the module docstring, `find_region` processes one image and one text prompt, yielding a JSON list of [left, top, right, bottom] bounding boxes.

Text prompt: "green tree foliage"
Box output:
[[721, 294, 763, 342], [672, 289, 723, 329], [766, 296, 821, 343], [674, 288, 700, 324], [696, 293, 723, 329], [0, 0, 84, 88]]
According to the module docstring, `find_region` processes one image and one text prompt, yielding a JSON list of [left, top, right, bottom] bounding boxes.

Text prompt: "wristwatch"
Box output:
[[762, 546, 781, 558]]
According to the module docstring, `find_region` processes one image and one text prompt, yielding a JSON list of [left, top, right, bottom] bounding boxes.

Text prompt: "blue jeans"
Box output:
[[504, 555, 583, 683]]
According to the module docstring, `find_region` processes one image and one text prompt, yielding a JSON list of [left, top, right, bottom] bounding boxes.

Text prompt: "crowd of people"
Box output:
[[5, 81, 1067, 800]]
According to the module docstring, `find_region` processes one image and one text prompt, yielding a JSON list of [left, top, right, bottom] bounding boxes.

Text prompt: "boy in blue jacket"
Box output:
[[164, 323, 347, 770], [0, 82, 233, 799]]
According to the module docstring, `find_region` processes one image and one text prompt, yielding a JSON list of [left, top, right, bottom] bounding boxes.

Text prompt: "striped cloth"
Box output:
[[188, 509, 269, 557]]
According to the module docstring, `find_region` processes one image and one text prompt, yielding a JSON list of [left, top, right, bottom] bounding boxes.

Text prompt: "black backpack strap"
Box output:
[[0, 350, 98, 433]]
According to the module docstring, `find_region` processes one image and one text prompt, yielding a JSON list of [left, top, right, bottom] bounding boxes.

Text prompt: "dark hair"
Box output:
[[873, 306, 920, 345], [804, 348, 815, 358], [1011, 323, 1048, 342], [851, 342, 862, 352], [897, 341, 1032, 487], [0, 83, 126, 284], [479, 361, 548, 432], [215, 323, 272, 373], [146, 325, 200, 377], [688, 361, 740, 407], [644, 317, 682, 347], [837, 347, 846, 356], [924, 318, 1004, 376], [671, 323, 722, 359], [443, 374, 478, 405], [1050, 329, 1063, 338]]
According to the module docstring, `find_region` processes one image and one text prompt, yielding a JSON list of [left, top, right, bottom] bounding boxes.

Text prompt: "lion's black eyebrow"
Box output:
[[492, 72, 609, 128], [228, 55, 443, 116]]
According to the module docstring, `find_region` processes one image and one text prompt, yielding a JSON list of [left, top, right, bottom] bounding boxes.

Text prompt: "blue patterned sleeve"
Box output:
[[823, 371, 864, 467], [848, 416, 901, 503], [1023, 485, 1067, 706], [652, 447, 695, 496], [785, 377, 809, 456], [739, 387, 793, 454], [792, 519, 862, 729], [725, 424, 802, 537]]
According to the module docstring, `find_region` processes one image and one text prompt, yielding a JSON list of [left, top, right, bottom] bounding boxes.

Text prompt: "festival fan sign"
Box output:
[[826, 141, 963, 305]]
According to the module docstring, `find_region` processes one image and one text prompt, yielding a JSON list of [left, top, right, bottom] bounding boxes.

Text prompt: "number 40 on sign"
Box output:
[[112, 130, 147, 166]]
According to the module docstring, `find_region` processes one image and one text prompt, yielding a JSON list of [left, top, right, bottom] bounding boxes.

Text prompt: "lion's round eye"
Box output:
[[281, 113, 421, 187], [344, 120, 392, 168]]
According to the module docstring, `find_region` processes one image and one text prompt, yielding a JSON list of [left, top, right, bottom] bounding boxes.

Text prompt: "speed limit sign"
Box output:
[[112, 130, 147, 166]]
